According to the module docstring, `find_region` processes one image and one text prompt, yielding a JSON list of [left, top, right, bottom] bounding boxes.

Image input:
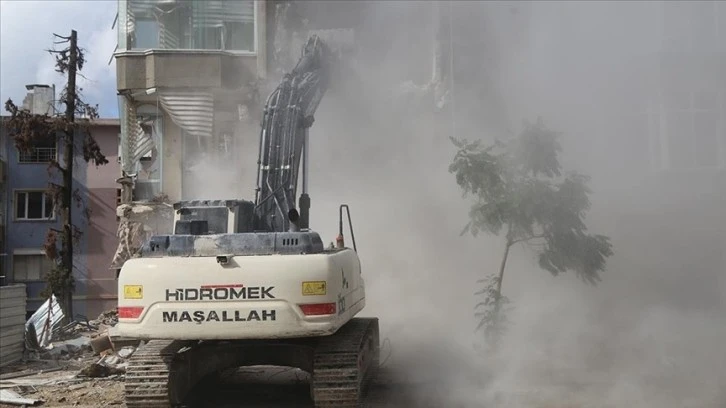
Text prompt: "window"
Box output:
[[181, 131, 209, 200], [13, 252, 54, 281], [15, 191, 54, 220], [133, 19, 160, 49], [662, 1, 726, 52], [123, 0, 256, 52], [657, 90, 726, 170], [224, 21, 255, 51], [18, 137, 56, 163]]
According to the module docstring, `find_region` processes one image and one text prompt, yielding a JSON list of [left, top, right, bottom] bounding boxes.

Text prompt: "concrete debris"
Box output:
[[100, 355, 121, 366], [40, 336, 92, 360], [110, 202, 174, 269], [77, 351, 131, 378], [78, 361, 125, 378], [91, 309, 119, 327], [117, 346, 136, 359], [0, 389, 41, 405], [6, 306, 135, 405], [19, 308, 127, 367]]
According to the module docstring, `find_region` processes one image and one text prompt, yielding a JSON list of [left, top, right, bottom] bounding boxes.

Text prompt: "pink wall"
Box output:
[[85, 121, 120, 317]]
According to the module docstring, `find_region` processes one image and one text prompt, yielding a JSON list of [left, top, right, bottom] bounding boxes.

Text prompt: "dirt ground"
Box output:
[[0, 364, 438, 408], [1, 379, 124, 408], [6, 345, 715, 408]]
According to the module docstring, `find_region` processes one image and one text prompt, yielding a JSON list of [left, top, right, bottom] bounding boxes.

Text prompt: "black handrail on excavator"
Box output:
[[337, 204, 357, 252]]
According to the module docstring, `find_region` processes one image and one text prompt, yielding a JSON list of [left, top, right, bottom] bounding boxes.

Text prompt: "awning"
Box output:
[[12, 249, 45, 256], [192, 0, 254, 28], [120, 95, 155, 175], [119, 89, 213, 174], [158, 90, 214, 139]]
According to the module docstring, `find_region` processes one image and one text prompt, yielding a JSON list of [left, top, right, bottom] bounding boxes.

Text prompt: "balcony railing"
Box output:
[[19, 147, 57, 163]]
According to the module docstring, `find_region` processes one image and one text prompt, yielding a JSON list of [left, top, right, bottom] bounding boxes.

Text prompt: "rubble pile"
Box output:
[[0, 306, 139, 406], [91, 309, 119, 327]]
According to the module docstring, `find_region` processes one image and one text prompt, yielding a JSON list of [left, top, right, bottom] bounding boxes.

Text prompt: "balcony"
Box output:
[[115, 0, 264, 92], [18, 147, 57, 164], [115, 49, 259, 92]]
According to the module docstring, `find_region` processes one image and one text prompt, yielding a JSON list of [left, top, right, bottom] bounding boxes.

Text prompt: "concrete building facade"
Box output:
[[1, 85, 121, 318], [111, 0, 530, 269], [0, 116, 6, 286], [506, 1, 726, 313]]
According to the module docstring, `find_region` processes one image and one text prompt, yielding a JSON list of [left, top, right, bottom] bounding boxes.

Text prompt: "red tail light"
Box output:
[[299, 303, 336, 316], [118, 306, 144, 319]]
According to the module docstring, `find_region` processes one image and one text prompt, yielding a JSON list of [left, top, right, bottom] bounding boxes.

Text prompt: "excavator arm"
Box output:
[[254, 35, 331, 232]]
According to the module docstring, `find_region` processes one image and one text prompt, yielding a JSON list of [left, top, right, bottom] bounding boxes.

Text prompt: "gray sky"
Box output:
[[0, 0, 118, 118]]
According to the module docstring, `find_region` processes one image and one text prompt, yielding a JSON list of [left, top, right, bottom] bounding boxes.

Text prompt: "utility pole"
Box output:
[[60, 29, 78, 321], [5, 29, 108, 324]]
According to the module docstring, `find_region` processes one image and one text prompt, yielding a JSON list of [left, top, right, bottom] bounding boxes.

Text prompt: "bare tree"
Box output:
[[4, 30, 108, 321]]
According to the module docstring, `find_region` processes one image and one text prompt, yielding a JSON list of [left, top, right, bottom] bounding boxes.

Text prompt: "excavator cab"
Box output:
[[172, 199, 255, 235]]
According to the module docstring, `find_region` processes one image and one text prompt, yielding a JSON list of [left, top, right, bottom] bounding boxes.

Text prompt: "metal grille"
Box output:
[[18, 147, 56, 163]]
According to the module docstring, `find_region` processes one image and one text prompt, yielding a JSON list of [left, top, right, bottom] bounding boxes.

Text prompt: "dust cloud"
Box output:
[[197, 1, 726, 406]]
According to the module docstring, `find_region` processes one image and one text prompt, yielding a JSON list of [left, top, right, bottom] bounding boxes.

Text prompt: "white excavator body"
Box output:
[[116, 35, 380, 408], [116, 248, 365, 340]]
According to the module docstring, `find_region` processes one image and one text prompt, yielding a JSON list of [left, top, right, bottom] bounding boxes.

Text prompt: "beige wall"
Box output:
[[162, 114, 183, 202], [86, 123, 121, 317]]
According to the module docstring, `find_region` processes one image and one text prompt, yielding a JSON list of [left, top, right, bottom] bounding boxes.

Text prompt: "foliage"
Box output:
[[474, 274, 513, 349], [3, 88, 106, 167], [450, 117, 613, 346], [40, 266, 74, 301], [3, 31, 107, 320]]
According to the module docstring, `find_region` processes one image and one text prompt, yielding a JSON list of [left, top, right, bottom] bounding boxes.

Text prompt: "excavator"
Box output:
[[115, 35, 380, 407]]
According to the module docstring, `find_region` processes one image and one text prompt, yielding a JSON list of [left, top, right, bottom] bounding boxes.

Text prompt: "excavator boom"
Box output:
[[254, 35, 331, 232]]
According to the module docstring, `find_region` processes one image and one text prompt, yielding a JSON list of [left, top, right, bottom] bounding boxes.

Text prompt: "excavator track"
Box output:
[[122, 318, 378, 408], [124, 339, 194, 408], [311, 317, 380, 408]]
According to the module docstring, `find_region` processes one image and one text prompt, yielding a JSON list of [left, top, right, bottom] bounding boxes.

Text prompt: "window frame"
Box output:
[[661, 1, 725, 52], [653, 90, 726, 172], [132, 17, 162, 50], [120, 0, 258, 55], [14, 190, 56, 221], [12, 250, 54, 282]]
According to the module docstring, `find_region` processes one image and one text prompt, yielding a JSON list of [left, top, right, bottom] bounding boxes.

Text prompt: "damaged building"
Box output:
[[112, 0, 265, 269], [1, 85, 122, 317], [111, 0, 530, 270]]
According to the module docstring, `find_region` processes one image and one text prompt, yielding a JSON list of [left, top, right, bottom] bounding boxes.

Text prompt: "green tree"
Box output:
[[449, 117, 613, 347], [4, 30, 107, 322]]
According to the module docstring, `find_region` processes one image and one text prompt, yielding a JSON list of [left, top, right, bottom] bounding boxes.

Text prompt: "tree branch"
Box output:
[[510, 234, 546, 245]]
